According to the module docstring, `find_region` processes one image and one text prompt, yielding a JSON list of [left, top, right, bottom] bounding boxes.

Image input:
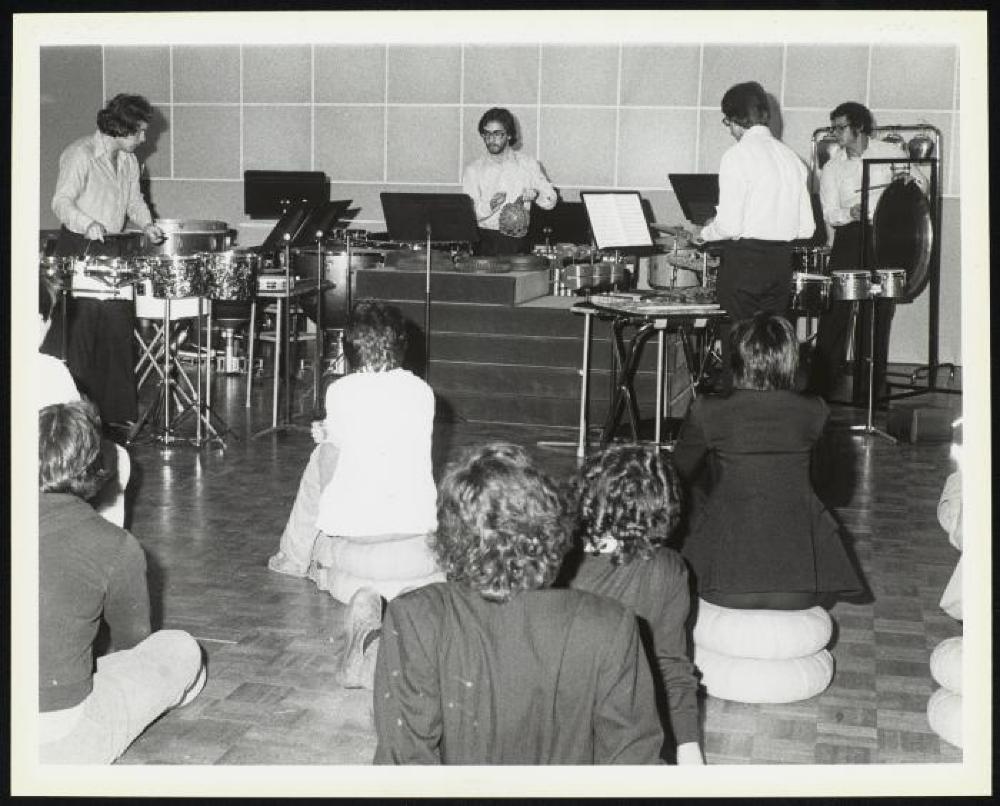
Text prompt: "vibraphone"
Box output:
[[571, 291, 728, 457]]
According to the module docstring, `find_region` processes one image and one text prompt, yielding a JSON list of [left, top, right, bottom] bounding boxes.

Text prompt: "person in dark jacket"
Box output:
[[673, 313, 866, 610], [38, 399, 205, 763], [561, 444, 704, 764], [371, 442, 663, 765]]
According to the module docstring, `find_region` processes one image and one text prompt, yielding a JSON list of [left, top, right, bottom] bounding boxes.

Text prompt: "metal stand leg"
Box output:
[[537, 308, 594, 460], [849, 295, 896, 444]]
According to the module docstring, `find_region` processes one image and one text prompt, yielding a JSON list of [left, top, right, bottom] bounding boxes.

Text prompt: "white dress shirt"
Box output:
[[51, 131, 153, 236], [819, 138, 928, 227], [316, 368, 438, 538], [700, 126, 814, 243], [462, 151, 558, 231]]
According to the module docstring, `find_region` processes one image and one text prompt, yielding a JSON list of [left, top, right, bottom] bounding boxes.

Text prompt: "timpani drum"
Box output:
[[136, 255, 208, 298], [201, 249, 260, 301], [789, 272, 832, 315], [830, 270, 873, 302], [76, 256, 143, 289], [873, 268, 907, 299]]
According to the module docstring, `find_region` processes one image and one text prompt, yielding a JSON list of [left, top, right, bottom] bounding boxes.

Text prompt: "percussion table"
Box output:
[[571, 295, 727, 458]]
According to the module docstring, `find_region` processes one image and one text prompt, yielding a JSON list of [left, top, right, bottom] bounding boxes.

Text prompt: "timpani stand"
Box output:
[[131, 259, 227, 448]]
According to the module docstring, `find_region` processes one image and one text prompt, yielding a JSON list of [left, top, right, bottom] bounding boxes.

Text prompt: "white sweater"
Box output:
[[315, 368, 437, 537]]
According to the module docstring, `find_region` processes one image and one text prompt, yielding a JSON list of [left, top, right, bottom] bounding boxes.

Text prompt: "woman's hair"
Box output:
[[96, 93, 153, 137], [569, 444, 683, 565], [829, 101, 874, 135], [39, 400, 108, 500], [344, 301, 408, 372], [477, 107, 519, 147], [431, 442, 570, 603], [730, 312, 799, 391], [720, 81, 771, 128]]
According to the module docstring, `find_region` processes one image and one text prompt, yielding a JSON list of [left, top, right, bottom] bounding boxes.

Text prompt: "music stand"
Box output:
[[526, 201, 594, 248], [667, 174, 720, 227], [380, 193, 478, 378]]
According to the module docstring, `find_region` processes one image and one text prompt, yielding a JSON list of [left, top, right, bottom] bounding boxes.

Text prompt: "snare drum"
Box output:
[[789, 272, 832, 315], [201, 249, 260, 300], [874, 268, 907, 299], [830, 270, 872, 302], [39, 256, 75, 290], [137, 255, 207, 299]]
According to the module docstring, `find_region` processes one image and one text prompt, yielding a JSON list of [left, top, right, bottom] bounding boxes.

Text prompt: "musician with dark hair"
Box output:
[[697, 81, 815, 391], [673, 313, 865, 611], [38, 400, 205, 763], [561, 444, 703, 764], [371, 443, 663, 764], [462, 107, 558, 257], [268, 301, 443, 604], [43, 93, 166, 431], [808, 100, 927, 404]]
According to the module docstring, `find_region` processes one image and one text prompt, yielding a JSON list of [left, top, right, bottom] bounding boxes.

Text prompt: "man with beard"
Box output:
[[462, 107, 558, 257]]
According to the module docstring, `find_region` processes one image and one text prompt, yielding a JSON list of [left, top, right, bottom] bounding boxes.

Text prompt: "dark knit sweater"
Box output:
[[39, 493, 150, 712]]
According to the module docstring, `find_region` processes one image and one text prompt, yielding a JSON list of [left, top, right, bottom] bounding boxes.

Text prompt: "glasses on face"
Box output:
[[481, 130, 508, 141], [829, 124, 850, 134], [721, 117, 732, 128]]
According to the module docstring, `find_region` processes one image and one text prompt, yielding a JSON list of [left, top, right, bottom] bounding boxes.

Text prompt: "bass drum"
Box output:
[[872, 179, 933, 300], [292, 247, 382, 330]]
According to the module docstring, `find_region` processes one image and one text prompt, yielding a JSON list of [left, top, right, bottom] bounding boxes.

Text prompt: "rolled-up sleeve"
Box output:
[[52, 146, 97, 234], [530, 159, 558, 210], [124, 155, 152, 229]]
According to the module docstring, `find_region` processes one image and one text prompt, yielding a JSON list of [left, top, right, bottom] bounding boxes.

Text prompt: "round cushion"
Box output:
[[693, 599, 833, 660], [929, 636, 963, 693], [926, 687, 962, 748], [309, 532, 445, 604], [693, 645, 834, 704]]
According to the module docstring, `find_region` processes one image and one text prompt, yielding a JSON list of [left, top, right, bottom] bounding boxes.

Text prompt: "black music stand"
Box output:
[[667, 174, 720, 227], [297, 200, 351, 414], [380, 193, 478, 378]]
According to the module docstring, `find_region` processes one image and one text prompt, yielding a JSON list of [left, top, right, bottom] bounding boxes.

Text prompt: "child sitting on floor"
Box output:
[[560, 444, 704, 765], [267, 301, 444, 603]]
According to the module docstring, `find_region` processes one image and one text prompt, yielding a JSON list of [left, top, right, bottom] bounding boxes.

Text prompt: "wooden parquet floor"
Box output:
[[114, 369, 964, 767]]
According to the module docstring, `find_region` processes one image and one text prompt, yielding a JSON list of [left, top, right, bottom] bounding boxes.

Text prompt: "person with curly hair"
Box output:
[[462, 107, 558, 257], [267, 302, 443, 613], [673, 312, 866, 610], [39, 400, 205, 763], [369, 443, 663, 764], [43, 93, 166, 431], [560, 444, 703, 765]]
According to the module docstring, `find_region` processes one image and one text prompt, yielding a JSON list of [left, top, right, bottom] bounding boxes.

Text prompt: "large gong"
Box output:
[[872, 179, 934, 300]]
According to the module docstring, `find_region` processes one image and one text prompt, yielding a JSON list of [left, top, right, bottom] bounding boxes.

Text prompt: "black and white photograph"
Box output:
[[10, 8, 990, 798]]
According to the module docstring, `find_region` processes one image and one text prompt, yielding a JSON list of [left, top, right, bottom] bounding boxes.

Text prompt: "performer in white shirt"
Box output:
[[462, 108, 558, 257], [697, 82, 815, 390], [808, 101, 927, 404]]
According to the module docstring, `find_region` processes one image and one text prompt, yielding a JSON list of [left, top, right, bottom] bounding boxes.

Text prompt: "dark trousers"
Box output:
[[714, 239, 794, 388], [807, 222, 894, 404], [474, 228, 529, 257], [40, 228, 139, 424]]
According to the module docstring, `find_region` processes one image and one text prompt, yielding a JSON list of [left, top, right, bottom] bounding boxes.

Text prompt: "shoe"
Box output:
[[177, 662, 207, 708], [337, 587, 384, 689], [267, 551, 307, 578]]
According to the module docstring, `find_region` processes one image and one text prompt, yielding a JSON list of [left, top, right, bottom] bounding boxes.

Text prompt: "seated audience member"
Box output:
[[267, 302, 444, 602], [38, 276, 130, 527], [370, 443, 664, 764], [673, 313, 865, 610], [561, 444, 704, 765], [39, 400, 205, 763]]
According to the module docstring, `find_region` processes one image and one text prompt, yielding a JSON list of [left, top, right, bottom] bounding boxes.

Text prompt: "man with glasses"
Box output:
[[695, 82, 815, 391], [462, 107, 558, 257], [808, 101, 926, 404]]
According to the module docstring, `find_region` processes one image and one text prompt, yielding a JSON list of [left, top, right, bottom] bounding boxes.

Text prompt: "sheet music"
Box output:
[[581, 193, 653, 249]]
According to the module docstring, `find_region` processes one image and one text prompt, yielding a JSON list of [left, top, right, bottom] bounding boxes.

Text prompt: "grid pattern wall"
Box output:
[[40, 42, 960, 233]]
